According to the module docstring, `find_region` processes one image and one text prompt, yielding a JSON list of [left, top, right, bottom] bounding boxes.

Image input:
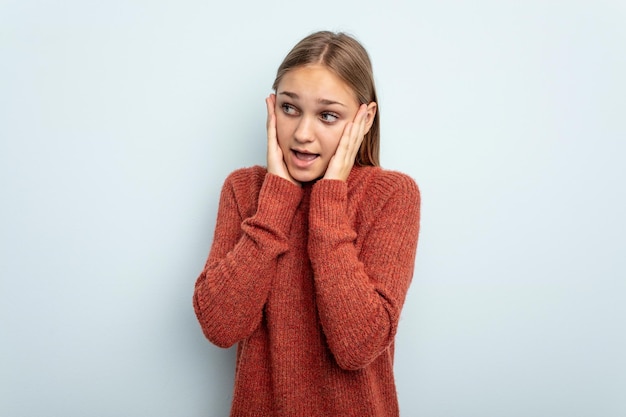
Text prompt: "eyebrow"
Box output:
[[279, 91, 346, 107]]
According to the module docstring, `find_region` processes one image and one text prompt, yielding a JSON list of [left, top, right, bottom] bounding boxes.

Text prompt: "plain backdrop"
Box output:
[[1, 1, 624, 416]]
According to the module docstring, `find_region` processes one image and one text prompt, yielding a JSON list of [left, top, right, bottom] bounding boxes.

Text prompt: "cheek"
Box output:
[[274, 115, 292, 148], [323, 125, 346, 152]]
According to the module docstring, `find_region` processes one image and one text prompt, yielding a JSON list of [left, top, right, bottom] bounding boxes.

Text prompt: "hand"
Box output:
[[266, 94, 300, 186], [323, 104, 369, 181]]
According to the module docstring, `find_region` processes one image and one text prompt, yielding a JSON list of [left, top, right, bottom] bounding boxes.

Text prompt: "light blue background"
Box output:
[[1, 1, 624, 416]]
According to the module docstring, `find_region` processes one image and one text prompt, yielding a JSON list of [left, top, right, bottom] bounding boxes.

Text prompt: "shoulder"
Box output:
[[372, 167, 420, 198], [223, 165, 267, 193], [346, 166, 420, 228], [220, 166, 267, 214], [225, 165, 267, 183], [350, 166, 420, 204]]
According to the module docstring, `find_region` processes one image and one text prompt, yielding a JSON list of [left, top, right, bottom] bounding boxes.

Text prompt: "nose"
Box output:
[[294, 115, 314, 143]]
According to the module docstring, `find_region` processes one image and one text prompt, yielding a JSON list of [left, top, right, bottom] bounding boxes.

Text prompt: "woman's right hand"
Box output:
[[266, 94, 300, 186]]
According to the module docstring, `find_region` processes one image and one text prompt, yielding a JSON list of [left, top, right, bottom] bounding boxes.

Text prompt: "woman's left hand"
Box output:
[[323, 104, 369, 181]]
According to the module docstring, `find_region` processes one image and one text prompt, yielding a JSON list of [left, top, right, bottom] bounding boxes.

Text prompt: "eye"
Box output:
[[320, 112, 339, 123], [281, 103, 299, 116]]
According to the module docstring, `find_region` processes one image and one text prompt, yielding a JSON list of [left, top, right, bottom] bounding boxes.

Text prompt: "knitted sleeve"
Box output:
[[194, 170, 303, 348], [308, 172, 420, 370]]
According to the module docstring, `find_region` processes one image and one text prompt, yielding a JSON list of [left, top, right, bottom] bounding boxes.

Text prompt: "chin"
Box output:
[[289, 168, 325, 184], [292, 173, 320, 184]]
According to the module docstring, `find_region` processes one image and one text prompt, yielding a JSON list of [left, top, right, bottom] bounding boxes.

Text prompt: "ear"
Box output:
[[364, 102, 377, 135]]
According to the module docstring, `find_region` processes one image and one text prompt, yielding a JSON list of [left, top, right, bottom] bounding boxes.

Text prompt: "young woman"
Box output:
[[193, 31, 421, 417]]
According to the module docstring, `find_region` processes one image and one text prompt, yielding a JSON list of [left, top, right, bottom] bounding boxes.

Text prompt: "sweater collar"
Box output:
[[300, 165, 375, 190]]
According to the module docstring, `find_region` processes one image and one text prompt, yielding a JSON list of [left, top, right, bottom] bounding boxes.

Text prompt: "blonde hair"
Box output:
[[272, 31, 380, 167]]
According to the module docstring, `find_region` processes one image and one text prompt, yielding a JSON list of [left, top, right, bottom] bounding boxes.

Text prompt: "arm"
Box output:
[[193, 171, 302, 348], [308, 174, 420, 370]]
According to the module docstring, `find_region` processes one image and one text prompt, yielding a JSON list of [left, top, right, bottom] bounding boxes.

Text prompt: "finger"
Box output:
[[355, 104, 368, 137], [351, 105, 368, 151], [266, 96, 278, 143], [338, 122, 355, 156], [344, 105, 368, 156], [265, 96, 273, 130]]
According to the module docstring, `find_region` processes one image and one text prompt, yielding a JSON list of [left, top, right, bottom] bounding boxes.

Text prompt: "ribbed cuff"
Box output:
[[255, 173, 304, 234], [310, 179, 348, 230]]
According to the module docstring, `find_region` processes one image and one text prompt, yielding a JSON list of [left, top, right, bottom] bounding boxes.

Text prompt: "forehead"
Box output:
[[277, 64, 357, 104]]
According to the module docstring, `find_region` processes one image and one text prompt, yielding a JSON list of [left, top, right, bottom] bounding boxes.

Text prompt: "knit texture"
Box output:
[[194, 165, 420, 417]]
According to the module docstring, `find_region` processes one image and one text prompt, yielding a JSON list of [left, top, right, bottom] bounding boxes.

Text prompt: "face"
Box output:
[[274, 64, 363, 183]]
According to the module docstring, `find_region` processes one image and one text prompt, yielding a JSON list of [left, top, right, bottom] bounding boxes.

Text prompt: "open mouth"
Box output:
[[293, 150, 319, 161]]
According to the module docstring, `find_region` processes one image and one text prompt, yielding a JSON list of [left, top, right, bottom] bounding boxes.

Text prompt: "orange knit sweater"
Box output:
[[193, 165, 420, 417]]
